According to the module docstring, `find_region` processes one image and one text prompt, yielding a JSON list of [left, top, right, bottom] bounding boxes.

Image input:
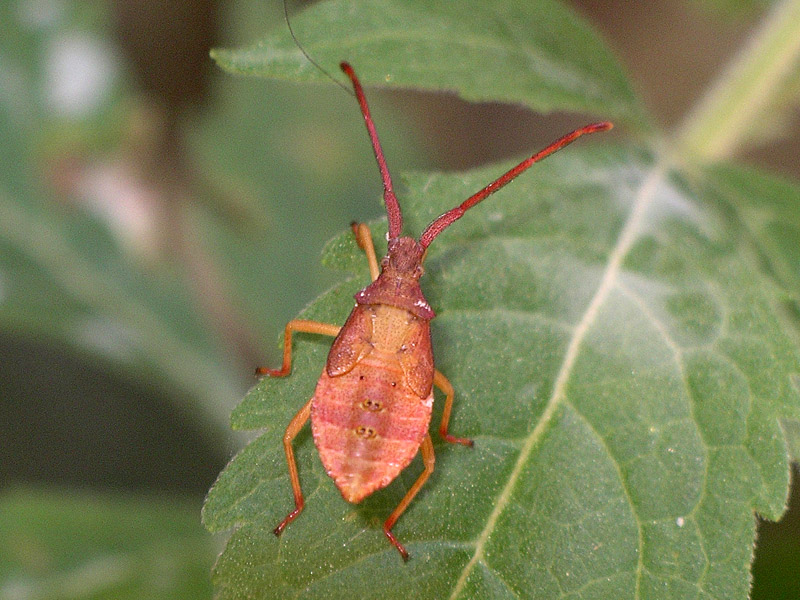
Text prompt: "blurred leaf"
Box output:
[[0, 488, 213, 600], [720, 0, 800, 151], [211, 0, 649, 129], [676, 0, 800, 159], [0, 1, 241, 431], [204, 145, 800, 598], [0, 1, 129, 148]]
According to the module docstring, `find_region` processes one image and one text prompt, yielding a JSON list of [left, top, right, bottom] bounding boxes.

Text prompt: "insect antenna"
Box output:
[[340, 62, 404, 240], [284, 1, 404, 239], [283, 0, 352, 96], [418, 121, 613, 249]]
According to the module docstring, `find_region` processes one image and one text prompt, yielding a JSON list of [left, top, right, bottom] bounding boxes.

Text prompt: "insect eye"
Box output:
[[355, 425, 377, 438]]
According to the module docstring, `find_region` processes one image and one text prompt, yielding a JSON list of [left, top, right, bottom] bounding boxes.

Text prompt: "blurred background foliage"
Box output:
[[0, 0, 798, 598]]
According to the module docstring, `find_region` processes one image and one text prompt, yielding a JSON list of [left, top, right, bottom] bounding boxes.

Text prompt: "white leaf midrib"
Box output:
[[448, 162, 667, 599]]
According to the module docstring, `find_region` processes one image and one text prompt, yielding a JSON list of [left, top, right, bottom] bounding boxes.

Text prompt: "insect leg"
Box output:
[[273, 397, 313, 537], [255, 319, 341, 377], [434, 370, 474, 447], [350, 222, 380, 281], [383, 434, 435, 562]]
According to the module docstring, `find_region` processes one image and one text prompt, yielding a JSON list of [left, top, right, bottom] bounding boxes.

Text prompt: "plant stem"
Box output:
[[675, 0, 800, 161]]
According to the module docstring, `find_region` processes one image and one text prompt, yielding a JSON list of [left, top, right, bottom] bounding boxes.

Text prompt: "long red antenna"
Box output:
[[419, 121, 613, 249], [340, 62, 404, 240]]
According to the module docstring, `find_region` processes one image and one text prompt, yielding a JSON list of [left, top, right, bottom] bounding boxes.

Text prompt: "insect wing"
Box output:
[[396, 316, 433, 398], [326, 305, 374, 376]]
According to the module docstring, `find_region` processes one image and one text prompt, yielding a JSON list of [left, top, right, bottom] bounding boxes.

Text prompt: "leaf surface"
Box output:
[[204, 146, 800, 599], [211, 0, 648, 129], [0, 488, 213, 600], [204, 1, 800, 597]]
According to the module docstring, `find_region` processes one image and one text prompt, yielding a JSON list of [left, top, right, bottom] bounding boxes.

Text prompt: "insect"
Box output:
[[260, 61, 612, 561]]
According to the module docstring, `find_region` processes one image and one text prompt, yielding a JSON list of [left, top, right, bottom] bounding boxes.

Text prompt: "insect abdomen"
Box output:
[[311, 353, 433, 503]]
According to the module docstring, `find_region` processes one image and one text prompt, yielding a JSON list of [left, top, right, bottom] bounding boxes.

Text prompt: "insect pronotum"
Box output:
[[260, 61, 612, 561]]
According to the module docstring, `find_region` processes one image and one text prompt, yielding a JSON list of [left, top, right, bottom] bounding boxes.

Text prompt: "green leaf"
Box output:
[[0, 1, 241, 432], [784, 419, 800, 462], [700, 162, 800, 299], [0, 488, 214, 600], [204, 1, 800, 597], [211, 0, 649, 129], [689, 0, 773, 20], [204, 145, 800, 598], [698, 162, 800, 464]]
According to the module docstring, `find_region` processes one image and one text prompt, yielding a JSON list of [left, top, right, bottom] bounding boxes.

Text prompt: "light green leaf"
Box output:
[[785, 419, 800, 462], [676, 0, 800, 160], [211, 0, 649, 129], [204, 145, 800, 598], [0, 488, 214, 600]]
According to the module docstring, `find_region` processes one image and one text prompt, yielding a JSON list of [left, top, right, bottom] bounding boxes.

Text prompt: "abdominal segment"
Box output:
[[310, 355, 434, 504]]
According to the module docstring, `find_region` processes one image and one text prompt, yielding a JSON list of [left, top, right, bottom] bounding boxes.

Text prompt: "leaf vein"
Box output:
[[448, 163, 667, 600]]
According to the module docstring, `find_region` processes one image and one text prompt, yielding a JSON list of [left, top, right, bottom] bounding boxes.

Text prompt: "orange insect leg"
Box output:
[[383, 434, 435, 562], [257, 320, 339, 537], [255, 319, 341, 377], [351, 222, 380, 281], [273, 398, 312, 536], [257, 220, 379, 379], [268, 223, 382, 538], [434, 370, 474, 447]]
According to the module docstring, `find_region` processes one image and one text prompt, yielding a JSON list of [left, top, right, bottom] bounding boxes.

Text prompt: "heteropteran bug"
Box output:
[[260, 61, 612, 561]]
